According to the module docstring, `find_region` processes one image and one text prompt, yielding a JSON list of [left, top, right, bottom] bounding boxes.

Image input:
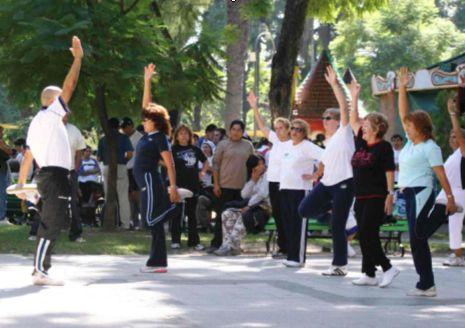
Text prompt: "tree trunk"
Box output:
[[269, 0, 310, 119], [95, 84, 118, 231], [299, 17, 315, 77], [319, 23, 332, 50], [224, 0, 250, 128], [193, 105, 201, 131]]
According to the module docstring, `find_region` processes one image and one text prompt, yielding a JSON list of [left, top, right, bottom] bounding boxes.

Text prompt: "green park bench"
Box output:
[[264, 217, 408, 257]]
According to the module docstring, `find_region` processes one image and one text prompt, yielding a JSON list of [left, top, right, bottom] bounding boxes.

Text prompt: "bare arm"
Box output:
[[160, 150, 180, 203], [448, 97, 465, 156], [200, 159, 211, 176], [433, 166, 457, 214], [18, 150, 33, 185], [348, 79, 362, 133], [397, 67, 410, 132], [384, 171, 395, 215], [61, 36, 84, 104], [142, 63, 155, 109], [325, 66, 349, 126], [247, 91, 270, 138], [125, 151, 133, 161]]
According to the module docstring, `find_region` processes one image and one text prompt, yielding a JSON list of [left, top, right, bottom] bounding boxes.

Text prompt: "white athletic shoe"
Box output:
[[443, 253, 465, 267], [0, 219, 13, 226], [75, 237, 86, 243], [347, 243, 356, 258], [28, 235, 37, 241], [322, 265, 348, 276], [282, 260, 304, 268], [32, 272, 64, 286], [352, 274, 378, 286], [407, 286, 437, 297], [379, 266, 400, 288], [140, 266, 168, 273], [170, 243, 181, 249]]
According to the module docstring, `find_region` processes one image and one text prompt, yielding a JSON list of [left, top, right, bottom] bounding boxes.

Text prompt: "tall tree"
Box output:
[[269, 0, 386, 118]]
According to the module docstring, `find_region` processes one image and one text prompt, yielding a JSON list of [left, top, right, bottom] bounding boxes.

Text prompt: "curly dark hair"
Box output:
[[142, 103, 172, 136]]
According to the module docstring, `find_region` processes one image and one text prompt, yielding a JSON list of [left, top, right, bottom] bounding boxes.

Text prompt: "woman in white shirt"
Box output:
[[248, 91, 291, 259], [214, 154, 270, 256], [298, 66, 355, 276], [279, 119, 323, 267]]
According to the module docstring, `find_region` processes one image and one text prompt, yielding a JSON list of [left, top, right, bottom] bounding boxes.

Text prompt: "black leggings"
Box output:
[[354, 197, 392, 277], [171, 196, 200, 246]]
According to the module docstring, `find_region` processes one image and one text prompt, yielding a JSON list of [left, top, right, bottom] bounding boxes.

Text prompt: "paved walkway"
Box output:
[[1, 254, 465, 327]]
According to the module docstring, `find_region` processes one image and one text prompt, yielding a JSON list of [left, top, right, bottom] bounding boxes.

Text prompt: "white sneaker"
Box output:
[[32, 272, 64, 286], [75, 237, 86, 243], [282, 260, 304, 268], [140, 266, 168, 273], [443, 253, 465, 267], [170, 243, 181, 249], [0, 219, 12, 226], [347, 243, 356, 258], [407, 286, 437, 297], [322, 265, 348, 276], [379, 266, 400, 288], [28, 235, 37, 241], [352, 274, 378, 286], [194, 244, 205, 251]]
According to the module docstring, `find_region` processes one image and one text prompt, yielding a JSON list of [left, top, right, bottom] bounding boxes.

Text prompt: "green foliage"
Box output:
[[0, 0, 223, 129], [331, 0, 465, 110], [242, 0, 273, 20], [308, 0, 387, 21]]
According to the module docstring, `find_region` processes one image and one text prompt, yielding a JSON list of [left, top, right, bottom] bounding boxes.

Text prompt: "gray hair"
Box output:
[[323, 108, 340, 121]]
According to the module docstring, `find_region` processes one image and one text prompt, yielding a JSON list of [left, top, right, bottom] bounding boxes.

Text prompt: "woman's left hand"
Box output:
[[169, 186, 180, 203], [446, 198, 458, 215], [384, 194, 394, 215]]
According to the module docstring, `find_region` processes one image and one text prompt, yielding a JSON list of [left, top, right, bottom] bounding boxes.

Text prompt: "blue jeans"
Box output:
[[298, 178, 354, 266], [0, 170, 8, 220]]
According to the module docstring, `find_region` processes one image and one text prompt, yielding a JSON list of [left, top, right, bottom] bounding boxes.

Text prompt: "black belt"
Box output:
[[40, 166, 70, 175]]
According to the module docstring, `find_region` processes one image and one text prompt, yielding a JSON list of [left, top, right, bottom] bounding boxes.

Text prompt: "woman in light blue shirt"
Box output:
[[397, 67, 458, 297]]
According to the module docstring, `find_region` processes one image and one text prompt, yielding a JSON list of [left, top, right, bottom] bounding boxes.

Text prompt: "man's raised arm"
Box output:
[[61, 36, 84, 105]]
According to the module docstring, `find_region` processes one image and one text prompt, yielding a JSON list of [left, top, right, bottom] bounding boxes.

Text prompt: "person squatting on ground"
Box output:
[[207, 120, 254, 253], [170, 124, 210, 251], [135, 63, 181, 273], [16, 36, 83, 286], [215, 154, 270, 256], [279, 119, 323, 267], [412, 96, 465, 267], [347, 77, 400, 288], [298, 66, 355, 276], [248, 90, 291, 260], [397, 67, 459, 297]]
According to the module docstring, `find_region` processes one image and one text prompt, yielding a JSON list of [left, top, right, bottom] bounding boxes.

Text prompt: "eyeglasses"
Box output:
[[290, 126, 304, 133], [321, 116, 333, 121]]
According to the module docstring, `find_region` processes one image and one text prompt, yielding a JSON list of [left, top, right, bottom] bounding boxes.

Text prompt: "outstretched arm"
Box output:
[[448, 96, 465, 156], [61, 36, 84, 105], [247, 91, 270, 138], [348, 78, 362, 133], [143, 63, 155, 109], [325, 66, 349, 127], [397, 67, 410, 132]]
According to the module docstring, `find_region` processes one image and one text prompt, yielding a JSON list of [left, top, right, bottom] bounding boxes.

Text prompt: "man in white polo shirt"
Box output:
[[17, 35, 84, 286]]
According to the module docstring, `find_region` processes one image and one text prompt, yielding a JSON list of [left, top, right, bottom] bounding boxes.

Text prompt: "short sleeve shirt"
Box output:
[[267, 130, 290, 183], [98, 133, 134, 166], [133, 131, 170, 177], [27, 96, 72, 169], [320, 124, 355, 186], [398, 139, 443, 188], [172, 145, 207, 192], [351, 129, 395, 197]]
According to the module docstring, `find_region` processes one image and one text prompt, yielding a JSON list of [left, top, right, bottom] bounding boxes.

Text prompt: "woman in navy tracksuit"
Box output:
[[135, 63, 180, 273]]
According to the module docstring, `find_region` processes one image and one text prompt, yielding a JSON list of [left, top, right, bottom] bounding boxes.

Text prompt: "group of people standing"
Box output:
[[14, 36, 464, 298]]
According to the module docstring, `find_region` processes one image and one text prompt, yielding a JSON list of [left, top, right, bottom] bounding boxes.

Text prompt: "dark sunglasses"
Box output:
[[321, 116, 333, 121], [290, 126, 304, 133]]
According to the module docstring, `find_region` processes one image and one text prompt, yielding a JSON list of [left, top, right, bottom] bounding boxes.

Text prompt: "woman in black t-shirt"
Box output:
[[348, 80, 399, 288], [171, 124, 210, 250]]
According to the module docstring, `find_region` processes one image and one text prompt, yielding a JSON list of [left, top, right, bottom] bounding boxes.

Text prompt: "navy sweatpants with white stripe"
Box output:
[[280, 189, 308, 264], [34, 167, 71, 274], [137, 171, 179, 267]]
